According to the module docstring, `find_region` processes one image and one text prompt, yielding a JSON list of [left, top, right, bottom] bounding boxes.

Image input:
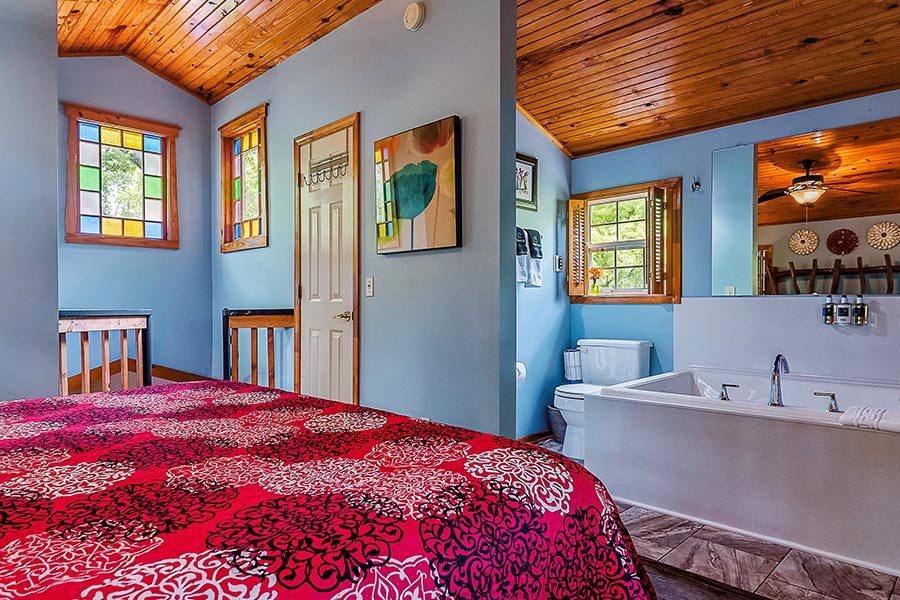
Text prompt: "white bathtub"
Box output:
[[586, 366, 900, 575]]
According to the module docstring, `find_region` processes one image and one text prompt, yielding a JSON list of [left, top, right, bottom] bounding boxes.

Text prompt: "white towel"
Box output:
[[516, 227, 528, 284], [839, 406, 900, 433], [524, 228, 543, 288]]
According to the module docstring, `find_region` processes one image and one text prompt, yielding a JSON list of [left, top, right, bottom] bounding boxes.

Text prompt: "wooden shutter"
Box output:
[[648, 185, 667, 295], [567, 198, 586, 296]]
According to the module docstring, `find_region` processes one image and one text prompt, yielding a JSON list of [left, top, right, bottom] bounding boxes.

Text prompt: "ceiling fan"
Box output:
[[757, 159, 876, 206]]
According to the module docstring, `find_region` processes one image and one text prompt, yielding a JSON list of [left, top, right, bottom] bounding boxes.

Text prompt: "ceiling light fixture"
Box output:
[[789, 186, 826, 205]]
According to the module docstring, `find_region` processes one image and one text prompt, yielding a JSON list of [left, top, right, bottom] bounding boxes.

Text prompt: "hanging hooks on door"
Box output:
[[303, 152, 349, 187]]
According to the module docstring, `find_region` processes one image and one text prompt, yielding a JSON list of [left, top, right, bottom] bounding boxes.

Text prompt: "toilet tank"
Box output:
[[577, 339, 652, 385]]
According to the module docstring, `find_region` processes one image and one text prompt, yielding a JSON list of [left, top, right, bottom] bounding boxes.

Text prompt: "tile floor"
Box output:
[[618, 504, 898, 600]]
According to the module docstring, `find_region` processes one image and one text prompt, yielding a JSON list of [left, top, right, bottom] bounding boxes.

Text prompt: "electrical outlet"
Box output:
[[553, 255, 564, 272], [365, 277, 375, 297], [725, 286, 736, 296]]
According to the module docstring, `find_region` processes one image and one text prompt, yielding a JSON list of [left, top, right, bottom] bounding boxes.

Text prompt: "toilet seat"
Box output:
[[553, 383, 603, 411]]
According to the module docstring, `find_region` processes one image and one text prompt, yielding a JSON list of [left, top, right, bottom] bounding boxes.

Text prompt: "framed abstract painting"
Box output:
[[516, 153, 538, 211], [374, 116, 462, 254]]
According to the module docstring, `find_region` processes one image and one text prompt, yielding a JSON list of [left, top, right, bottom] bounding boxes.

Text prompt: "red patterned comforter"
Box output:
[[0, 381, 655, 599]]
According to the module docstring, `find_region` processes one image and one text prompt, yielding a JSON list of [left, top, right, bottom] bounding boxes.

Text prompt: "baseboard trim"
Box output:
[[516, 430, 552, 443], [67, 359, 211, 390], [615, 496, 900, 578]]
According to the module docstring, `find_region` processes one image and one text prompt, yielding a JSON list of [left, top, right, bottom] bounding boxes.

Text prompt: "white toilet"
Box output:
[[554, 339, 652, 460]]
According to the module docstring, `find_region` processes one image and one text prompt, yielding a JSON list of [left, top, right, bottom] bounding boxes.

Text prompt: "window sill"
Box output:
[[220, 236, 268, 253], [571, 294, 680, 305], [65, 233, 178, 250]]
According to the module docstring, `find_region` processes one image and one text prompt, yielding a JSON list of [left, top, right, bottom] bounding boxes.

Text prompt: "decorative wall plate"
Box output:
[[826, 228, 859, 256], [866, 221, 900, 250], [788, 229, 819, 255]]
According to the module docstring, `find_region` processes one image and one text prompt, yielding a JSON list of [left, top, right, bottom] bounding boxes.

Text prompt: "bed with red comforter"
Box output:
[[0, 380, 654, 599]]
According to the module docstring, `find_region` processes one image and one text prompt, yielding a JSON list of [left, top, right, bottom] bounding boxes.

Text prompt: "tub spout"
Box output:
[[768, 354, 790, 407]]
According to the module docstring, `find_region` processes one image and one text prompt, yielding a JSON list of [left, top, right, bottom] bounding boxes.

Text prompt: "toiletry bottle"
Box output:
[[852, 294, 868, 326], [822, 294, 835, 325], [835, 294, 852, 325]]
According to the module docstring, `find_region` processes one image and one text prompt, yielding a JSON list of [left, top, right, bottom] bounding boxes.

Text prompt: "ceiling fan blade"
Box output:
[[826, 186, 878, 195], [757, 188, 788, 203]]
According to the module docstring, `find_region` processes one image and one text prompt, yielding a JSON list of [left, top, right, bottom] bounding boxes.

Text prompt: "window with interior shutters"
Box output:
[[568, 178, 681, 304]]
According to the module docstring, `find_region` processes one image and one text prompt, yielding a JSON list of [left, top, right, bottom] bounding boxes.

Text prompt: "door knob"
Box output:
[[333, 310, 353, 322]]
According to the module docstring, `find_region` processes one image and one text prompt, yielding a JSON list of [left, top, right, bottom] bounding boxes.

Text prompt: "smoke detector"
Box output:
[[404, 2, 425, 31]]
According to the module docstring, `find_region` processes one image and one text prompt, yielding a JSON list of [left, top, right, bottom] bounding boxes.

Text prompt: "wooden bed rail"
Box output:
[[58, 310, 152, 396], [222, 308, 294, 389]]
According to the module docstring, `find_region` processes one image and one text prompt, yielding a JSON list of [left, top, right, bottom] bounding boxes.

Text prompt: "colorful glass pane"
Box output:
[[122, 131, 143, 150], [233, 138, 241, 156], [250, 218, 259, 237], [233, 178, 241, 201], [144, 152, 162, 177], [80, 191, 100, 216], [145, 198, 163, 222], [145, 222, 163, 240], [242, 149, 259, 219], [383, 147, 389, 159], [79, 141, 99, 167], [241, 134, 250, 151], [79, 123, 100, 143], [101, 217, 123, 236], [100, 127, 122, 147], [375, 149, 382, 163], [250, 129, 259, 148], [144, 136, 163, 154], [242, 221, 250, 239], [234, 224, 242, 240], [80, 216, 100, 235], [233, 155, 241, 177], [79, 166, 100, 191], [144, 176, 163, 199], [123, 220, 143, 237], [234, 200, 242, 223], [101, 146, 143, 219]]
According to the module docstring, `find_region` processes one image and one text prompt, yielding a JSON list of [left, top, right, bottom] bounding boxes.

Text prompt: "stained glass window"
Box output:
[[219, 104, 268, 252], [64, 104, 180, 249]]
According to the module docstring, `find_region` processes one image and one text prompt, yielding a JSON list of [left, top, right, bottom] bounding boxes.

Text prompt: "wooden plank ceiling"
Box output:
[[517, 0, 900, 158], [757, 117, 900, 227], [57, 0, 382, 104]]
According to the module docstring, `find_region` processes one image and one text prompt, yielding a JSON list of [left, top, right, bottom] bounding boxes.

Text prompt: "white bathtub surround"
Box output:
[[840, 406, 900, 433], [588, 368, 900, 575]]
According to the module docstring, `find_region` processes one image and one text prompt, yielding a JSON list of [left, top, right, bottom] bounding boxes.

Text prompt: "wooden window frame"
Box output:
[[63, 104, 180, 250], [568, 177, 682, 304], [219, 104, 269, 253]]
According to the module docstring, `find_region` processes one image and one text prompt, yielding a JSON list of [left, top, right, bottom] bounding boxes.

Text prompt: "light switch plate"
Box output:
[[553, 255, 564, 272], [365, 276, 375, 297]]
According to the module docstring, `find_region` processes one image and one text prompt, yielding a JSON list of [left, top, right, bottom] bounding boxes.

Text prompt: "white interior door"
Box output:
[[296, 117, 358, 403]]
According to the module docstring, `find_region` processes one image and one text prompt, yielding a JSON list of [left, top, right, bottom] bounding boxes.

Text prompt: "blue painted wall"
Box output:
[[515, 111, 571, 437], [57, 56, 213, 376], [0, 2, 59, 400], [571, 89, 900, 373], [210, 0, 518, 435]]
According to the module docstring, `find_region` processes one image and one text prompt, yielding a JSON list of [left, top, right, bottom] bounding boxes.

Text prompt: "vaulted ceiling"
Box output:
[[57, 0, 382, 104], [518, 0, 900, 158], [58, 0, 900, 153]]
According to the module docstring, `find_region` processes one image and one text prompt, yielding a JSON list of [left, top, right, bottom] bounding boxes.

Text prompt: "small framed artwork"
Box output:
[[516, 153, 538, 211], [374, 115, 462, 254]]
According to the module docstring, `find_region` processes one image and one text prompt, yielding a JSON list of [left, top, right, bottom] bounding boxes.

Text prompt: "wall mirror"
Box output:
[[711, 116, 900, 296]]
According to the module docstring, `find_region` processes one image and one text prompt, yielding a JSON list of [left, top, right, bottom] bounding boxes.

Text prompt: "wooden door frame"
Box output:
[[293, 113, 361, 405]]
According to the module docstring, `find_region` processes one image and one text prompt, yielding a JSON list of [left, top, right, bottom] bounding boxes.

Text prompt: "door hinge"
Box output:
[[297, 283, 302, 299]]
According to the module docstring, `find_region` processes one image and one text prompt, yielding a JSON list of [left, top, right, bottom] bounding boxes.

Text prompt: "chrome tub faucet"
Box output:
[[768, 354, 790, 407]]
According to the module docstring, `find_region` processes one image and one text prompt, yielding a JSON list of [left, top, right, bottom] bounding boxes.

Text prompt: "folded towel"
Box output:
[[516, 227, 528, 284], [524, 228, 542, 288], [839, 406, 900, 433]]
